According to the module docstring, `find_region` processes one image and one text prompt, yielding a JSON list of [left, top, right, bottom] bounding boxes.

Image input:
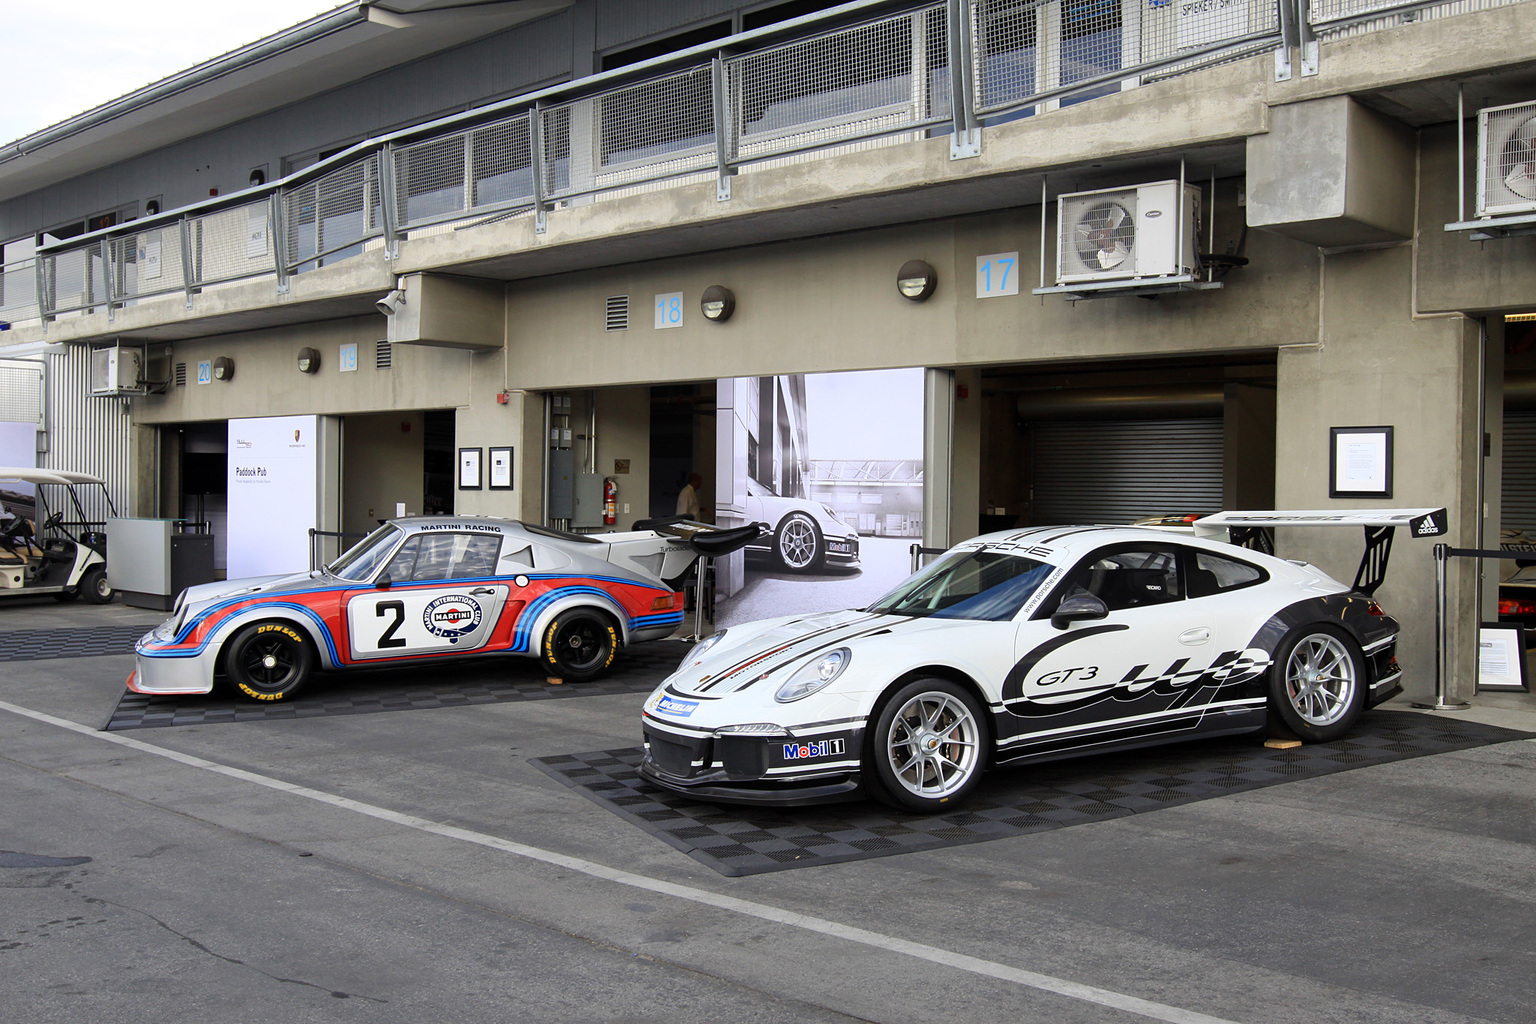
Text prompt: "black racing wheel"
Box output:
[[225, 621, 315, 701], [541, 610, 619, 681]]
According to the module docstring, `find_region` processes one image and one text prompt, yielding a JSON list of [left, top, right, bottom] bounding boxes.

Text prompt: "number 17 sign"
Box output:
[[976, 252, 1019, 298]]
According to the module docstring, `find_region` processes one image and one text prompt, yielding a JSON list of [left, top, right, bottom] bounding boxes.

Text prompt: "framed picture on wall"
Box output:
[[489, 447, 513, 490], [458, 447, 482, 490], [1329, 426, 1393, 498], [1477, 622, 1529, 692]]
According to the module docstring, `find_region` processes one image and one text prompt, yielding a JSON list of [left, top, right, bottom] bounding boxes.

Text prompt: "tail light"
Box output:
[[1500, 597, 1536, 616], [652, 593, 679, 611], [1366, 601, 1385, 616]]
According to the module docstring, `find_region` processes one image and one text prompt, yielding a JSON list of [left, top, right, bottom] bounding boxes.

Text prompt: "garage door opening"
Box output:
[[978, 354, 1277, 531]]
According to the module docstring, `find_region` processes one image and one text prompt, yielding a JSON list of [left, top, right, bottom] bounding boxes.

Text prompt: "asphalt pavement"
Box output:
[[3, 594, 1534, 1024]]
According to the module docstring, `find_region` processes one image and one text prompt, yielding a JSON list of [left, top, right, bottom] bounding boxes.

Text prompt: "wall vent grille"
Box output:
[[174, 362, 187, 387], [376, 339, 393, 369], [605, 295, 630, 331]]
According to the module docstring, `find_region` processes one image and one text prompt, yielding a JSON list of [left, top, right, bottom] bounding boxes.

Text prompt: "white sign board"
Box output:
[[227, 415, 319, 578], [654, 292, 684, 329], [1177, 0, 1246, 49], [976, 252, 1020, 298]]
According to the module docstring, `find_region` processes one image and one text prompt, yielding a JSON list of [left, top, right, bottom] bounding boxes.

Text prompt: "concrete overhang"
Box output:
[[0, 0, 571, 203]]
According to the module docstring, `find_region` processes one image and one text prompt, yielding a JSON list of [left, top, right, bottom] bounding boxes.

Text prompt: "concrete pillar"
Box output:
[[1274, 244, 1480, 701]]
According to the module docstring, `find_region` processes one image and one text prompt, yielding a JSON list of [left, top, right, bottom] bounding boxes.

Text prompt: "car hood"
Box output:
[[668, 607, 952, 697], [180, 571, 337, 610]]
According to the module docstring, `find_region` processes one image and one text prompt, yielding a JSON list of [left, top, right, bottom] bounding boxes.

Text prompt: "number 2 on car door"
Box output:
[[376, 600, 406, 649]]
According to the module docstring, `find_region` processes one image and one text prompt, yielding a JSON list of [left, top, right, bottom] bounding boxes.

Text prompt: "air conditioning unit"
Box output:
[[1056, 181, 1201, 285], [89, 343, 146, 396], [1477, 100, 1536, 218]]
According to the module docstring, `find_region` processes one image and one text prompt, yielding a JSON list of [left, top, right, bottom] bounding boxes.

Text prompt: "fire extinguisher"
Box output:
[[603, 477, 617, 525]]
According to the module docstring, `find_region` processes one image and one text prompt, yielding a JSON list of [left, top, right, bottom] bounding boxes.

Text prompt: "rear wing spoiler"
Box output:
[[1191, 508, 1448, 596]]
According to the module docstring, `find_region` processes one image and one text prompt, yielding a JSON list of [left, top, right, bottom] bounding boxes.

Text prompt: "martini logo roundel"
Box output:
[[423, 595, 482, 642]]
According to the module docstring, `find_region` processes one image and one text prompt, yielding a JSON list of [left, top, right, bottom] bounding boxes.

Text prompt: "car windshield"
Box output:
[[867, 548, 1055, 621], [327, 525, 403, 581]]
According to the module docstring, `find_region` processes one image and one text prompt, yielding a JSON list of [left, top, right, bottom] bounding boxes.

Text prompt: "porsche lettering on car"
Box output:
[[131, 516, 761, 701], [640, 511, 1445, 812]]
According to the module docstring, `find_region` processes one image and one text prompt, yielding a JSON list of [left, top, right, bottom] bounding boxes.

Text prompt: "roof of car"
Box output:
[[960, 524, 1228, 559]]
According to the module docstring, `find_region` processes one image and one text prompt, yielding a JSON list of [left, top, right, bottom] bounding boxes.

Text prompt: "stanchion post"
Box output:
[[1413, 541, 1471, 710], [690, 556, 712, 641]]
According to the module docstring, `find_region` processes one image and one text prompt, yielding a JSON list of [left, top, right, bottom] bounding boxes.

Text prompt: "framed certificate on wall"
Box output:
[[1329, 426, 1393, 499], [489, 447, 513, 490], [458, 447, 482, 490]]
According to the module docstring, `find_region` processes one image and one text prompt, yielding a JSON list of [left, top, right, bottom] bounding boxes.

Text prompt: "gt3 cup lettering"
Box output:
[[1034, 665, 1099, 687], [376, 600, 407, 649]]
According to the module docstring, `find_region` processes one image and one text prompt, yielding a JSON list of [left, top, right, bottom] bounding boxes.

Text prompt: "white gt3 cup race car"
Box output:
[[640, 509, 1447, 812], [131, 517, 761, 701]]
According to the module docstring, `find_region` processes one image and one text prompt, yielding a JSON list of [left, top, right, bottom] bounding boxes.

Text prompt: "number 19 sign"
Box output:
[[976, 252, 1019, 298]]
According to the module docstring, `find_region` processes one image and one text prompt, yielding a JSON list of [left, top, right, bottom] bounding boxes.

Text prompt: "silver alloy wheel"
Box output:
[[884, 690, 982, 799], [778, 515, 818, 569], [1284, 632, 1357, 726]]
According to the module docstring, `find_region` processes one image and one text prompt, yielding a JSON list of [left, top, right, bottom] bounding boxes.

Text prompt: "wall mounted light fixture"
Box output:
[[212, 356, 235, 382], [700, 285, 736, 322], [897, 260, 937, 301], [297, 347, 321, 374]]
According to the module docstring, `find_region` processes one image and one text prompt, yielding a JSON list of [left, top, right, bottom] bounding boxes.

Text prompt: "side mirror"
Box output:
[[375, 573, 393, 590], [1051, 592, 1108, 630]]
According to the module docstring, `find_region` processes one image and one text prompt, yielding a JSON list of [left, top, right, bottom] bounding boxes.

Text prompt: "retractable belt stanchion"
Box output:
[[1413, 541, 1472, 711], [690, 556, 713, 641]]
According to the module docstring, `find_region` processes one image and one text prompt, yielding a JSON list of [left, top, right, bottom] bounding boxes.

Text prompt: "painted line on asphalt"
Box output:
[[2, 699, 1240, 1024]]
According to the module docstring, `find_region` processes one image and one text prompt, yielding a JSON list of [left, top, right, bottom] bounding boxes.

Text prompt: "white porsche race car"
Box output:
[[640, 511, 1445, 812]]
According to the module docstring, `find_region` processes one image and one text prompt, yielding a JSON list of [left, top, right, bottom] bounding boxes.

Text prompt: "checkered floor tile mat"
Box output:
[[531, 711, 1532, 877], [103, 641, 688, 731], [0, 625, 148, 662]]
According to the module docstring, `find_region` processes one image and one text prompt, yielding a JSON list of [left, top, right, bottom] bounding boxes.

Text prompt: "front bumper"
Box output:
[[640, 716, 865, 807], [824, 532, 860, 565], [130, 628, 219, 695]]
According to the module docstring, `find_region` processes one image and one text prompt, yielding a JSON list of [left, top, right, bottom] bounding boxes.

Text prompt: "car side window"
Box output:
[[382, 534, 502, 582], [1185, 550, 1266, 598], [1067, 548, 1181, 612]]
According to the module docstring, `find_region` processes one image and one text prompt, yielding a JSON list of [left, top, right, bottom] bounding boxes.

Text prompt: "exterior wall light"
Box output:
[[297, 347, 321, 374], [700, 285, 735, 322], [212, 356, 235, 382], [897, 260, 937, 301]]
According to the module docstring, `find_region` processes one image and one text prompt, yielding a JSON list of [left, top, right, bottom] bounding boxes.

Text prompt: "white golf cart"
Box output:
[[0, 467, 116, 603]]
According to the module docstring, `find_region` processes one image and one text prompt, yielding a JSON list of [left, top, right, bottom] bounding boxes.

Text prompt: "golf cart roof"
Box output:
[[0, 467, 108, 486]]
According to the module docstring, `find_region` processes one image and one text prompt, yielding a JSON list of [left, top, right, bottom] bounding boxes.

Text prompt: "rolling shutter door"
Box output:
[[1502, 411, 1536, 534], [1031, 418, 1223, 525]]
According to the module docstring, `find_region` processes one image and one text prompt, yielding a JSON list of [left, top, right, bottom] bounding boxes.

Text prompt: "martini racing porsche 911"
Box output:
[[131, 516, 760, 701], [640, 510, 1446, 812]]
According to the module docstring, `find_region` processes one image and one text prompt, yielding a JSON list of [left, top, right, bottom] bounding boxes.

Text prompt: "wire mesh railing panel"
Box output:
[[43, 246, 107, 317], [1309, 0, 1525, 35], [107, 225, 186, 301], [728, 5, 951, 163], [189, 199, 276, 287], [0, 258, 39, 325], [541, 64, 717, 200], [470, 114, 536, 212], [283, 155, 381, 273], [972, 0, 1281, 116]]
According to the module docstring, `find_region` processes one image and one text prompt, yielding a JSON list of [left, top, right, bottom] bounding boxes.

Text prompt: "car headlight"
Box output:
[[775, 647, 851, 703], [682, 630, 726, 670]]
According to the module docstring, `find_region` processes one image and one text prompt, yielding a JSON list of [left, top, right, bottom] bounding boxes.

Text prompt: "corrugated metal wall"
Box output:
[[1502, 410, 1536, 535], [1031, 418, 1224, 526], [40, 345, 134, 522], [594, 0, 741, 49]]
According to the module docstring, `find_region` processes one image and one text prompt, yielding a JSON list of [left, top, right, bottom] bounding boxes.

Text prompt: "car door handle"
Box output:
[[470, 587, 496, 596], [1179, 628, 1210, 645]]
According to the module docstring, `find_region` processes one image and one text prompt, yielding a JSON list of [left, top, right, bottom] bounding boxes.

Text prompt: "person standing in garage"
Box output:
[[675, 472, 703, 519]]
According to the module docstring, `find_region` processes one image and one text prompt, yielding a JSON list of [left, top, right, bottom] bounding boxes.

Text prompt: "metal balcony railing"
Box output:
[[20, 0, 1531, 327]]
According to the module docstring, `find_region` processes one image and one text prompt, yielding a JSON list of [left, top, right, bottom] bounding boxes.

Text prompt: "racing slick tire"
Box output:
[[80, 565, 114, 604], [1268, 624, 1366, 743], [774, 512, 824, 572], [866, 677, 988, 813], [225, 621, 315, 701], [541, 609, 619, 681]]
